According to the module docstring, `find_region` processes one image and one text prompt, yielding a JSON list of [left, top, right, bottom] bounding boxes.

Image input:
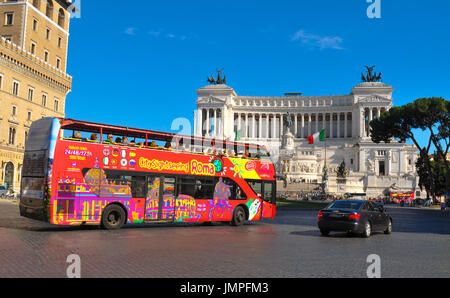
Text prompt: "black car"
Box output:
[[317, 200, 392, 238]]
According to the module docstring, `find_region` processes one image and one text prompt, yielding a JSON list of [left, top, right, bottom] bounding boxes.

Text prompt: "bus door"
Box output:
[[262, 181, 275, 219], [144, 176, 176, 221]]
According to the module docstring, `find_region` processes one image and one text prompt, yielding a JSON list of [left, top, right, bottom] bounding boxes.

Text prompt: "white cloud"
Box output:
[[124, 27, 137, 35], [291, 30, 344, 50], [148, 30, 161, 37]]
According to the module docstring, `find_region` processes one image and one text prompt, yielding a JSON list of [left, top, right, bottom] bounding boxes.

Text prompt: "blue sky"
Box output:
[[66, 0, 450, 149]]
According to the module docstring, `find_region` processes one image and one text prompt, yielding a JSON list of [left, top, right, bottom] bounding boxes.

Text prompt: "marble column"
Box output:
[[330, 113, 333, 138], [314, 113, 318, 133], [280, 114, 283, 137], [344, 113, 348, 138], [245, 113, 248, 138], [337, 113, 341, 138], [252, 114, 256, 138], [294, 114, 298, 137], [213, 109, 217, 137], [206, 109, 210, 136], [301, 114, 305, 138]]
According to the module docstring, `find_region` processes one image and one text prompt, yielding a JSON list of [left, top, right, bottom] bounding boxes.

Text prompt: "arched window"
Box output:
[[46, 0, 53, 19], [58, 8, 65, 28], [4, 162, 14, 189], [32, 0, 40, 9]]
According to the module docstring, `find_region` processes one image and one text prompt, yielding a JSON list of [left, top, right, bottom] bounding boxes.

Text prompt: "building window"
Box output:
[[57, 36, 62, 48], [42, 93, 47, 106], [56, 57, 61, 69], [30, 42, 36, 54], [12, 80, 19, 96], [44, 50, 49, 63], [2, 35, 12, 42], [12, 105, 17, 116], [5, 13, 14, 26], [46, 0, 54, 19], [25, 130, 29, 144], [32, 19, 38, 31], [28, 87, 34, 101], [377, 150, 387, 156], [54, 99, 59, 111], [32, 0, 40, 9], [46, 28, 50, 40], [0, 74, 3, 89], [378, 161, 386, 176], [27, 111, 32, 121], [8, 127, 16, 145], [58, 9, 65, 28]]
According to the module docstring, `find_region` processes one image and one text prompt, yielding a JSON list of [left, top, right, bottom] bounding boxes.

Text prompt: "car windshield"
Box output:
[[326, 201, 363, 210]]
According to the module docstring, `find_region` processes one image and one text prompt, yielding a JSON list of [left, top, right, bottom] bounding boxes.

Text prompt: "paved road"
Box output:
[[0, 200, 449, 278]]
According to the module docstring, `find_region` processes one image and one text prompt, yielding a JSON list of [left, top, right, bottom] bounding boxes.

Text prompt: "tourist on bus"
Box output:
[[104, 134, 114, 144], [90, 133, 98, 142], [122, 136, 129, 145], [73, 131, 82, 140]]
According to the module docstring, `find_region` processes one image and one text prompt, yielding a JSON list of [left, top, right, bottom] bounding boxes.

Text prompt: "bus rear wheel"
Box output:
[[231, 206, 246, 226], [101, 204, 126, 230]]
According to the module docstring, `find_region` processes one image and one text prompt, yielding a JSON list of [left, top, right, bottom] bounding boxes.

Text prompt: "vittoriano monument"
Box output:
[[361, 65, 382, 82], [207, 68, 227, 85]]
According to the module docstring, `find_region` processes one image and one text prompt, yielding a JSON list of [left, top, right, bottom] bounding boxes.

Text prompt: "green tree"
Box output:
[[370, 97, 450, 202]]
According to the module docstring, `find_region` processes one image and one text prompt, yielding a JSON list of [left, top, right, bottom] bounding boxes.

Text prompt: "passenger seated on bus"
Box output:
[[149, 141, 157, 148], [90, 133, 98, 142], [115, 137, 122, 144], [137, 142, 144, 147], [104, 134, 114, 144], [73, 131, 82, 140], [164, 141, 172, 149], [129, 140, 136, 146], [122, 136, 129, 145]]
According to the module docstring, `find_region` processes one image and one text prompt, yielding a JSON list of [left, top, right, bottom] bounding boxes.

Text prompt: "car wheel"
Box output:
[[361, 221, 372, 238], [231, 206, 246, 226], [101, 204, 126, 230], [384, 219, 392, 234], [320, 228, 330, 236]]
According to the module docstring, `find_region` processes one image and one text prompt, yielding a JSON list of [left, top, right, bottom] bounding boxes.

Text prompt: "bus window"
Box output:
[[263, 182, 274, 202], [194, 178, 214, 199], [131, 176, 146, 198], [219, 178, 247, 200], [177, 177, 197, 198], [102, 170, 146, 198], [247, 181, 263, 199]]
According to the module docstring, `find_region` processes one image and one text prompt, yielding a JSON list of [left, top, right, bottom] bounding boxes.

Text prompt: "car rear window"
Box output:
[[326, 201, 363, 210]]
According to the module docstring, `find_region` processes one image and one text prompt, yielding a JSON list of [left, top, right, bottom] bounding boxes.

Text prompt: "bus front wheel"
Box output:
[[231, 206, 246, 226], [101, 204, 126, 230]]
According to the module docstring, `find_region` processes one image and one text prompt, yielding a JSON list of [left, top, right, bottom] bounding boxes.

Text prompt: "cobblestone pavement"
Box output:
[[0, 200, 449, 278]]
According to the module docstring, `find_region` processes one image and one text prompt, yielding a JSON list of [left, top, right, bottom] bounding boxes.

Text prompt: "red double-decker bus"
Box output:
[[19, 118, 277, 229]]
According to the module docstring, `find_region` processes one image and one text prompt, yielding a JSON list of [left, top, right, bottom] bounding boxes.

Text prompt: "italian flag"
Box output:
[[307, 129, 325, 144]]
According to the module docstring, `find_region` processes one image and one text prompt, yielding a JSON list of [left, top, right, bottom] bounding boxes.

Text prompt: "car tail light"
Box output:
[[318, 211, 323, 221], [349, 213, 360, 220]]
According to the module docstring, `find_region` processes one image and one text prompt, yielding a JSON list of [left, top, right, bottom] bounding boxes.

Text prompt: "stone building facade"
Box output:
[[0, 0, 72, 192], [193, 76, 421, 197]]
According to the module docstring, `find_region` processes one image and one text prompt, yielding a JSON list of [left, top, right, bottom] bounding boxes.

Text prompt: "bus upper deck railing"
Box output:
[[60, 136, 263, 160]]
